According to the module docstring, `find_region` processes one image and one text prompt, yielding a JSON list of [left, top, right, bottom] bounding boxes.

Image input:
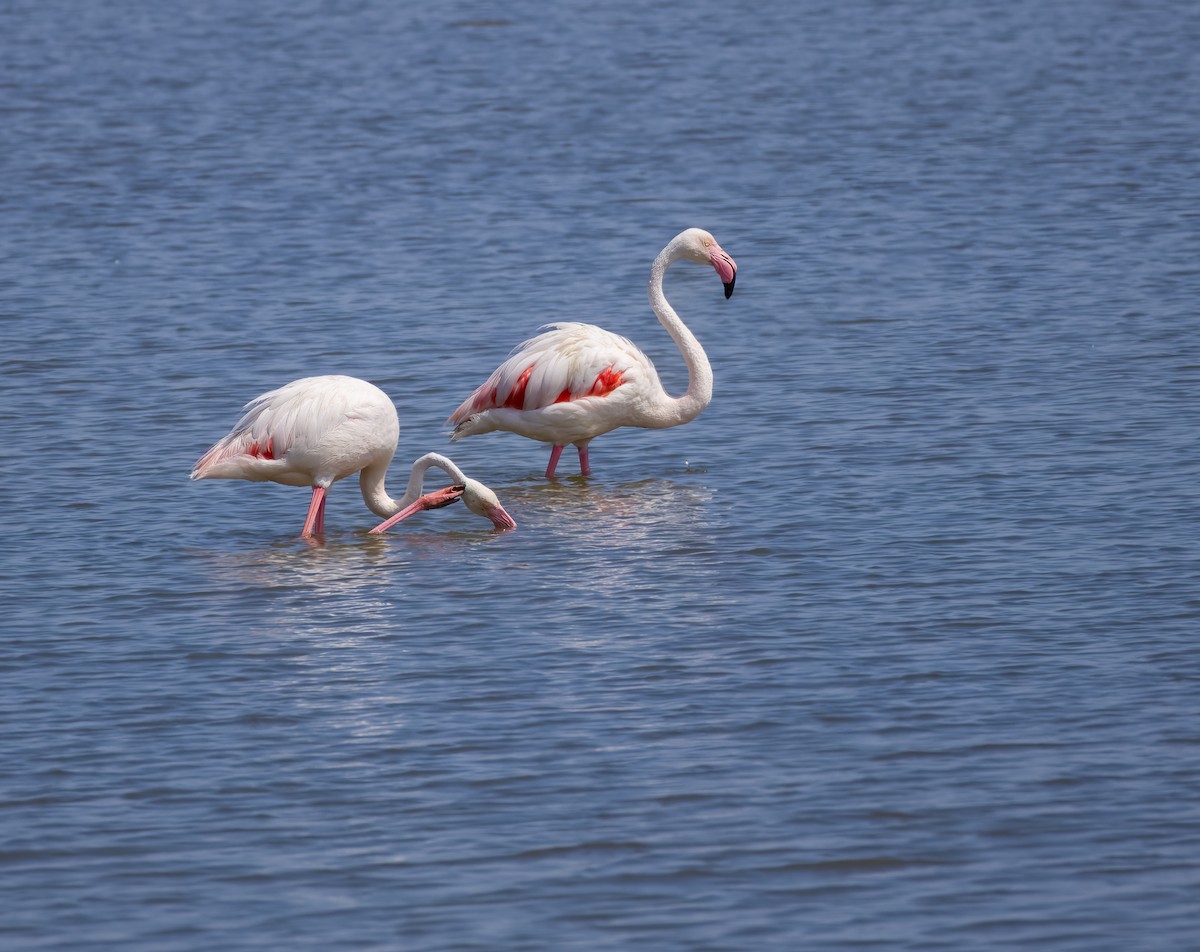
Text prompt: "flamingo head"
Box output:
[[368, 481, 516, 534], [460, 477, 518, 531], [676, 228, 737, 299]]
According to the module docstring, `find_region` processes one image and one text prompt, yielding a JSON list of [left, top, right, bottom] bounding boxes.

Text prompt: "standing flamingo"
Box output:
[[446, 227, 737, 478], [191, 375, 516, 538]]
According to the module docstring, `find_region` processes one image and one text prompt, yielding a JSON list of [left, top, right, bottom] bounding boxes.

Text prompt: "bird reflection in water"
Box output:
[[494, 475, 724, 599], [196, 536, 403, 640], [194, 475, 722, 629]]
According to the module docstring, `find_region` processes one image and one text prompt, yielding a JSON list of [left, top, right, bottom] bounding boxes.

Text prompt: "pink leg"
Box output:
[[576, 442, 591, 477], [545, 444, 564, 479], [302, 485, 327, 538], [315, 491, 327, 534]]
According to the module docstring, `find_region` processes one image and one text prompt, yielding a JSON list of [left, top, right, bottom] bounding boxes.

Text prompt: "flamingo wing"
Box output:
[[447, 322, 648, 424]]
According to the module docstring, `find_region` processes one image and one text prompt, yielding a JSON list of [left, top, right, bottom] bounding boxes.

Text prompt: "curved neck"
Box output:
[[645, 237, 713, 427], [359, 452, 467, 518]]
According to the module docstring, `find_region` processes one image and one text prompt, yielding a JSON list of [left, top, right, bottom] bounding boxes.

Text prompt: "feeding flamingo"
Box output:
[[191, 375, 516, 538], [446, 227, 738, 478]]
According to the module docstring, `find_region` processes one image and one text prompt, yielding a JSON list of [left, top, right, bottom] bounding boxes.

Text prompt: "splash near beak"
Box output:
[[368, 485, 465, 534], [711, 247, 738, 298]]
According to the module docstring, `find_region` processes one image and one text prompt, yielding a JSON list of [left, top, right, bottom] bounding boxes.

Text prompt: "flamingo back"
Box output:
[[192, 375, 399, 485], [448, 322, 651, 426]]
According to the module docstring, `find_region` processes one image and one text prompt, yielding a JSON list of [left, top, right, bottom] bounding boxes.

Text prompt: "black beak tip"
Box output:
[[723, 275, 736, 299]]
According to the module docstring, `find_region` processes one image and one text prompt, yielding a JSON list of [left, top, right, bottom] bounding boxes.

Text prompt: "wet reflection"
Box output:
[[189, 475, 727, 636], [199, 533, 392, 587], [494, 475, 726, 600], [505, 475, 719, 535], [194, 535, 401, 637]]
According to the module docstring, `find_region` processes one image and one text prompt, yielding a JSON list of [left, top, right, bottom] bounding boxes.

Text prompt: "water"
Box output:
[[2, 0, 1198, 948]]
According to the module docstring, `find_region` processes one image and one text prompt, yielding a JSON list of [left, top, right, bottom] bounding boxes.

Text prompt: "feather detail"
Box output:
[[447, 323, 645, 425], [190, 375, 398, 483]]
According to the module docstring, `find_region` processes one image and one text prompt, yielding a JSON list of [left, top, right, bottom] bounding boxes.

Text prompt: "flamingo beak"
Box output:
[[486, 503, 517, 531], [711, 247, 737, 298], [367, 485, 465, 534]]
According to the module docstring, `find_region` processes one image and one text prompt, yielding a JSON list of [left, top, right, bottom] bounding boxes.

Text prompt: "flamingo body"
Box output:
[[447, 228, 737, 477], [192, 375, 515, 537], [447, 322, 654, 447], [192, 375, 398, 489]]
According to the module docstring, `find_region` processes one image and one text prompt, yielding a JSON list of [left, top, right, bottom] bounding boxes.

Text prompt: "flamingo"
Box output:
[[446, 227, 737, 478], [191, 375, 516, 538]]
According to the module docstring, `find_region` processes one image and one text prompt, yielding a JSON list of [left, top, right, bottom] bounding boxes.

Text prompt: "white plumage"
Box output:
[[192, 375, 515, 537], [447, 228, 738, 478]]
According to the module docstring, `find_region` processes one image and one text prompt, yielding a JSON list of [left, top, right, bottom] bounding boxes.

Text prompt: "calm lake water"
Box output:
[[2, 0, 1198, 949]]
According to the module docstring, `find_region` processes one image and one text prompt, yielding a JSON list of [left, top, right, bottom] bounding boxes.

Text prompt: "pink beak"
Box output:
[[485, 503, 518, 531], [367, 485, 464, 534], [711, 244, 737, 297]]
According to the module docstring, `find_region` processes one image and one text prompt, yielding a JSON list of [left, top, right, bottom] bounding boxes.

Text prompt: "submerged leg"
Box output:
[[314, 491, 327, 534], [545, 444, 565, 479], [576, 442, 591, 477], [301, 485, 327, 538]]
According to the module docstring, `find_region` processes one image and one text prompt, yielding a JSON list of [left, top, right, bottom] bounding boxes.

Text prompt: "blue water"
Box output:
[[2, 1, 1198, 949]]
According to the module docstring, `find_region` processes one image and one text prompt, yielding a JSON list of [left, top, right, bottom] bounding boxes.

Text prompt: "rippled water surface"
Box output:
[[2, 1, 1198, 949]]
